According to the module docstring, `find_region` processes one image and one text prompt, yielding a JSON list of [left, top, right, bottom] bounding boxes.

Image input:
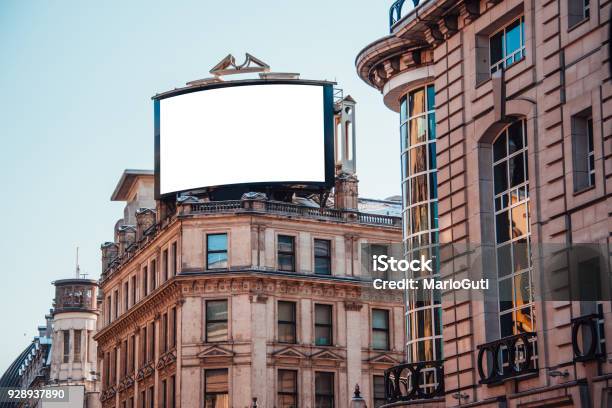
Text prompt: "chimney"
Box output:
[[135, 208, 157, 241], [101, 242, 119, 271], [334, 95, 359, 210], [117, 225, 137, 255]]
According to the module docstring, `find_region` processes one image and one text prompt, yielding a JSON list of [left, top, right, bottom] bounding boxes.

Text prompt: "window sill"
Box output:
[[568, 17, 590, 33], [573, 185, 595, 196]]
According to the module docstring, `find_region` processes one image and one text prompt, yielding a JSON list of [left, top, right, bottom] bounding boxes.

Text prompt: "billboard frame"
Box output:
[[153, 79, 336, 200]]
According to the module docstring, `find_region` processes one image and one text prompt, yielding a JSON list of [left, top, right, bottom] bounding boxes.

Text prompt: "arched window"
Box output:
[[492, 120, 535, 337]]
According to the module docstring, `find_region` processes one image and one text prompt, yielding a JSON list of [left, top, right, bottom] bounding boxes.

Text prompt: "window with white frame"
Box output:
[[489, 16, 525, 74]]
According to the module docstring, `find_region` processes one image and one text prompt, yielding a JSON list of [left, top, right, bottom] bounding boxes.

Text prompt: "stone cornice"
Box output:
[[94, 279, 182, 347]]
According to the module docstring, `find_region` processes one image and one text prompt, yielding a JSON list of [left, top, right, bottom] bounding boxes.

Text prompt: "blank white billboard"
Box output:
[[158, 83, 327, 196]]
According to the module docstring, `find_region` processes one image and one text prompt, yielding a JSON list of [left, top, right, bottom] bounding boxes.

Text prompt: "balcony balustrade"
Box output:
[[477, 332, 537, 384], [572, 313, 605, 362], [384, 360, 444, 403]]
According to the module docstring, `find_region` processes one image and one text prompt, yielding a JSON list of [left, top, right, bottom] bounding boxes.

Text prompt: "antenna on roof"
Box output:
[[75, 247, 81, 278]]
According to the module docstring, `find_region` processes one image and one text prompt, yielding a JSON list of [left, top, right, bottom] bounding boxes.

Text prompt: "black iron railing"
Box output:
[[572, 313, 605, 362], [477, 332, 537, 384], [384, 360, 444, 402], [389, 0, 422, 29]]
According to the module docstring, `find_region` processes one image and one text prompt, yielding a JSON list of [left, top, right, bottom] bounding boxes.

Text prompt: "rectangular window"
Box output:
[[141, 326, 147, 365], [314, 304, 333, 346], [373, 376, 385, 407], [171, 242, 178, 277], [314, 239, 332, 275], [162, 249, 169, 282], [130, 334, 136, 372], [151, 259, 157, 291], [572, 111, 595, 191], [315, 372, 334, 408], [161, 379, 167, 408], [206, 300, 228, 342], [204, 369, 229, 408], [143, 266, 148, 296], [277, 370, 298, 408], [569, 0, 590, 27], [148, 386, 154, 408], [278, 235, 296, 272], [170, 307, 177, 348], [372, 309, 390, 350], [148, 322, 155, 362], [63, 330, 70, 363], [122, 339, 128, 376], [140, 390, 145, 408], [278, 301, 297, 343], [114, 289, 119, 320], [489, 16, 525, 74], [170, 375, 176, 408], [207, 234, 228, 269], [131, 275, 137, 306], [161, 313, 168, 353], [73, 329, 82, 363], [106, 296, 111, 324], [124, 281, 129, 311]]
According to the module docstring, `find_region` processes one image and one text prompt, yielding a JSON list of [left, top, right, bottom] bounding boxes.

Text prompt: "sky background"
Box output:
[[0, 0, 399, 372]]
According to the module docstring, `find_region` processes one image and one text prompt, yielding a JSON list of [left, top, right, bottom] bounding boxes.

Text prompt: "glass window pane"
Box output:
[[493, 133, 507, 162], [207, 253, 227, 269], [509, 154, 525, 187], [508, 121, 523, 154], [496, 210, 511, 244], [411, 204, 429, 233], [278, 236, 294, 252], [206, 300, 227, 321], [205, 369, 228, 393], [278, 254, 294, 271], [511, 203, 528, 238], [426, 85, 435, 111], [400, 123, 408, 152], [499, 277, 513, 311], [278, 323, 296, 343], [409, 88, 425, 117], [372, 309, 389, 329], [400, 97, 408, 122], [497, 244, 512, 277], [411, 174, 428, 203], [428, 113, 436, 140], [315, 257, 331, 275], [500, 312, 514, 337], [505, 19, 522, 56], [490, 31, 504, 65], [315, 305, 332, 325], [207, 234, 227, 251], [278, 302, 295, 321], [494, 162, 508, 194], [410, 145, 427, 174], [278, 370, 297, 392], [409, 117, 428, 145], [314, 240, 330, 256], [315, 326, 332, 346], [206, 322, 227, 342]]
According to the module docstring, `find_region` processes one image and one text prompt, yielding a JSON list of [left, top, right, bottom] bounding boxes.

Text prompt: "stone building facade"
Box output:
[[95, 172, 405, 408], [356, 0, 611, 406]]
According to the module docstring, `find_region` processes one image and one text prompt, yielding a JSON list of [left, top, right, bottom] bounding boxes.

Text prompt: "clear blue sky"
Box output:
[[0, 0, 399, 372]]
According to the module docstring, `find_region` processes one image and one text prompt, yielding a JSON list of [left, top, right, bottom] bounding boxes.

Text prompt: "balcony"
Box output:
[[477, 332, 537, 384], [185, 198, 401, 227], [384, 360, 444, 403], [572, 313, 605, 362]]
